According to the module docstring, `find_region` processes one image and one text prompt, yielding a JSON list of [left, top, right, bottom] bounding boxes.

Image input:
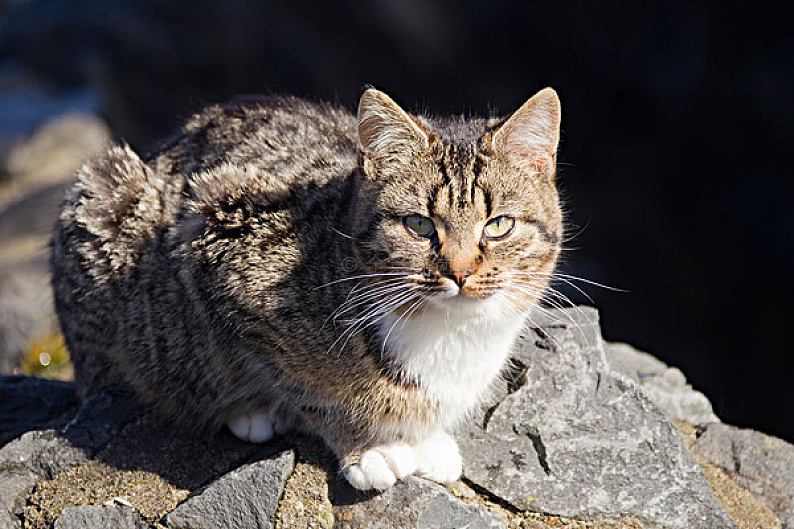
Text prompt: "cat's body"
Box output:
[[52, 89, 563, 490]]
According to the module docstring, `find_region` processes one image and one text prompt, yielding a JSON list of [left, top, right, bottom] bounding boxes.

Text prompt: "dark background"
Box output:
[[1, 1, 791, 441]]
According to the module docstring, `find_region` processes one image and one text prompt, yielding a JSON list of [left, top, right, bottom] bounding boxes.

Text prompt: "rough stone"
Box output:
[[459, 307, 737, 529], [692, 423, 794, 528], [0, 430, 87, 529], [53, 504, 146, 529], [0, 387, 136, 529], [0, 470, 38, 529], [331, 476, 506, 529], [605, 342, 719, 425], [164, 450, 295, 529], [0, 376, 77, 447]]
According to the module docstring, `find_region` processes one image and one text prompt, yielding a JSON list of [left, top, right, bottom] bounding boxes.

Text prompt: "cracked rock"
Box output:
[[164, 450, 295, 529], [331, 476, 506, 529], [692, 423, 794, 528], [459, 307, 737, 529]]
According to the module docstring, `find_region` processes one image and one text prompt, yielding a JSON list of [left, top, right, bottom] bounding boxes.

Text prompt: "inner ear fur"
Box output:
[[492, 87, 561, 179], [357, 88, 429, 161]]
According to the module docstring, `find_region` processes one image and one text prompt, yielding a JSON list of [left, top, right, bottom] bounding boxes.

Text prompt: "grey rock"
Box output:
[[0, 430, 87, 529], [0, 430, 87, 479], [164, 450, 295, 529], [605, 342, 720, 425], [0, 470, 38, 529], [0, 376, 77, 447], [692, 423, 794, 528], [331, 476, 505, 529], [459, 307, 737, 529], [54, 504, 146, 529], [0, 389, 136, 528]]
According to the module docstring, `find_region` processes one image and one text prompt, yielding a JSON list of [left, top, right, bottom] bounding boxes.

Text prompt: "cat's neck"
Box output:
[[377, 295, 526, 429]]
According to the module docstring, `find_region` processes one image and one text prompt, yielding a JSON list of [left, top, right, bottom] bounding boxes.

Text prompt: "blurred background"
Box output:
[[0, 1, 791, 441]]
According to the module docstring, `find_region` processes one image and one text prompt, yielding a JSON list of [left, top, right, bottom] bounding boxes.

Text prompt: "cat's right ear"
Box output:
[[491, 88, 561, 180], [357, 89, 429, 164]]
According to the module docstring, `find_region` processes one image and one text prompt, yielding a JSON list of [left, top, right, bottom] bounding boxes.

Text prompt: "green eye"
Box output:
[[483, 216, 515, 239], [403, 215, 436, 238]]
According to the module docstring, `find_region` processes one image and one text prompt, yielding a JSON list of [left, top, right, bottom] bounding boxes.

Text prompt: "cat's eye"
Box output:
[[403, 215, 436, 238], [483, 216, 515, 240]]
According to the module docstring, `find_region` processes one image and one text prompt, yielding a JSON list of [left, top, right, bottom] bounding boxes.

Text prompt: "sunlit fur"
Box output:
[[52, 88, 562, 491]]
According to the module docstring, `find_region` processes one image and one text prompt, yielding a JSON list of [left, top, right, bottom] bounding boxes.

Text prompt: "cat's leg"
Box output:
[[341, 443, 419, 491], [300, 409, 417, 490], [413, 430, 462, 484]]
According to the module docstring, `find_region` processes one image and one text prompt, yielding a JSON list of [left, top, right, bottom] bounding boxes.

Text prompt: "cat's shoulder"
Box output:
[[144, 94, 358, 177]]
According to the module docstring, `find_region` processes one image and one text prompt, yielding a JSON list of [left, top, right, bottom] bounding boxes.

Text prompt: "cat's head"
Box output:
[[351, 87, 562, 315]]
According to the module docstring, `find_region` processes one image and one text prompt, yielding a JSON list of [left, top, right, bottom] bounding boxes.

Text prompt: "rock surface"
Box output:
[[459, 308, 736, 529], [331, 476, 506, 529], [605, 342, 720, 425], [1, 307, 791, 528], [165, 451, 295, 529], [692, 423, 794, 528]]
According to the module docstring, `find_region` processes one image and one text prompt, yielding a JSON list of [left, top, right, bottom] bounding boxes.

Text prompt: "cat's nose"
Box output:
[[448, 270, 472, 288]]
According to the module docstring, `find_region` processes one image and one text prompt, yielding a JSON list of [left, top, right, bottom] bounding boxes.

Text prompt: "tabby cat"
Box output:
[[51, 87, 562, 490]]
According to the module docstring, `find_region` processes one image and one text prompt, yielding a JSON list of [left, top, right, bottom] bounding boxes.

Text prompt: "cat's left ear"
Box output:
[[492, 88, 561, 179], [357, 88, 429, 162]]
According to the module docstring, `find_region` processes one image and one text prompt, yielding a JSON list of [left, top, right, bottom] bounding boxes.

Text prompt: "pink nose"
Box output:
[[449, 270, 472, 288]]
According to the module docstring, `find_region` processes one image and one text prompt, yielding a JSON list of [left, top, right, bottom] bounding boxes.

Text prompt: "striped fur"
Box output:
[[52, 88, 563, 490]]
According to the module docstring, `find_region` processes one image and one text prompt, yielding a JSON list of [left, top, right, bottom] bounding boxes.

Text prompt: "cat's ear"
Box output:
[[492, 87, 560, 179], [357, 88, 429, 161]]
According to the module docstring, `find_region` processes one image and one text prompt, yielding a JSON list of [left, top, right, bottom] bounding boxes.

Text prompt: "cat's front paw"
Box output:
[[342, 443, 418, 491], [414, 430, 462, 484]]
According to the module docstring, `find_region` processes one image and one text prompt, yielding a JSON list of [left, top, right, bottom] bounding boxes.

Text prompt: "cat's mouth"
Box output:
[[433, 278, 498, 301], [403, 274, 501, 308]]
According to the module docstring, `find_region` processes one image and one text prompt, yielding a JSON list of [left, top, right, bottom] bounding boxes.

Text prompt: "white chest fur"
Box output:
[[377, 295, 526, 430]]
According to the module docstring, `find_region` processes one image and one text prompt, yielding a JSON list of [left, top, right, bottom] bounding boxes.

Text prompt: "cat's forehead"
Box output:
[[420, 115, 493, 144]]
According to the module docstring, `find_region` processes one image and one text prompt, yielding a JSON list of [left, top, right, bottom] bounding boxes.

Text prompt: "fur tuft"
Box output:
[[67, 144, 169, 276]]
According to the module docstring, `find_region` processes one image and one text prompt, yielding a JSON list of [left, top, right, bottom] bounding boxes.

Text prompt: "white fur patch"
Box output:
[[414, 430, 462, 484], [344, 443, 418, 490], [227, 409, 274, 443], [378, 290, 526, 431]]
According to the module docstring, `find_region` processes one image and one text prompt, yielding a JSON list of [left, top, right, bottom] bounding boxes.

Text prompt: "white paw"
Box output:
[[343, 443, 418, 491], [414, 431, 462, 484], [227, 409, 274, 443]]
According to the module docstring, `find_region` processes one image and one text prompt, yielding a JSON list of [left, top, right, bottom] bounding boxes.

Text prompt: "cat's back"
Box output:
[[150, 95, 359, 190], [55, 95, 358, 275], [51, 95, 358, 396]]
